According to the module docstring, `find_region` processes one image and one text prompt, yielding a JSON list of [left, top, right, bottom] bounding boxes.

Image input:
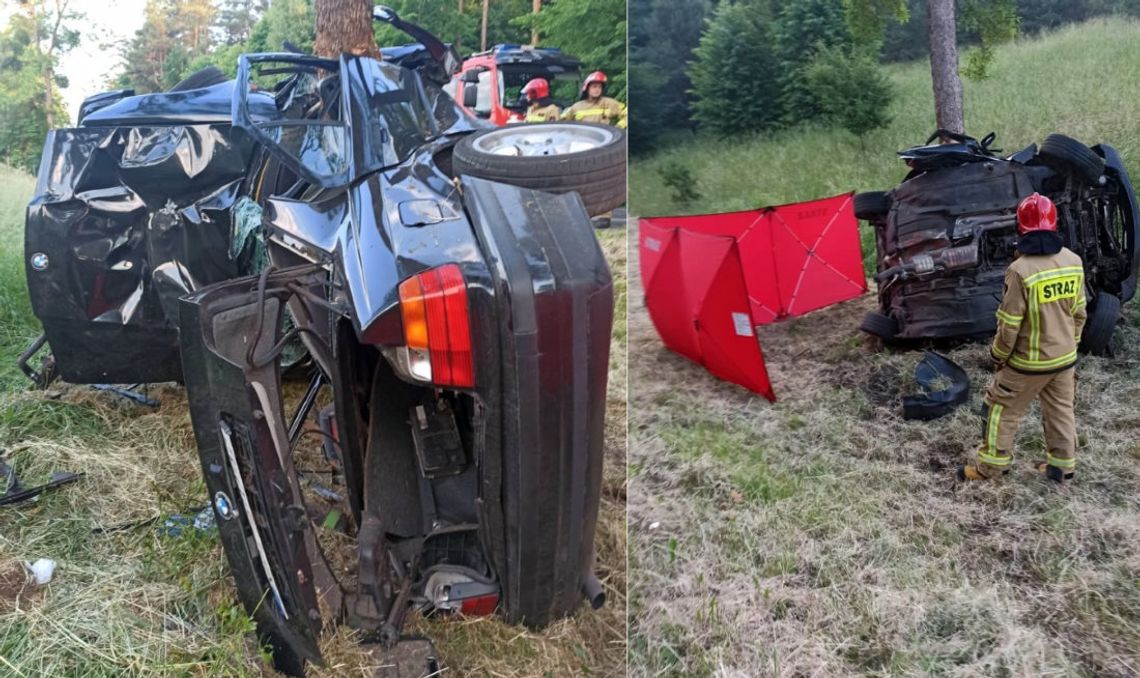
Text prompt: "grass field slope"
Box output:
[[628, 19, 1140, 677], [0, 162, 627, 676]]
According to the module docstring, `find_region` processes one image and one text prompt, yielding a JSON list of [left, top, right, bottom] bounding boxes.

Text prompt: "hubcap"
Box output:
[[472, 123, 616, 157]]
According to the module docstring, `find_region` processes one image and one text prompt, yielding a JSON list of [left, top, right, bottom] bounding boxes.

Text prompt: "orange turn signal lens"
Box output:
[[397, 264, 474, 388]]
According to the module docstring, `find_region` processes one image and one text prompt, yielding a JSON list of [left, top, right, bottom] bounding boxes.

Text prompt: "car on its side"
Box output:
[[856, 130, 1137, 355], [22, 7, 621, 675]]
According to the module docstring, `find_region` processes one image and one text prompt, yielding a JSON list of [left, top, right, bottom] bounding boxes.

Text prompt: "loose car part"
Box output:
[[901, 351, 970, 421]]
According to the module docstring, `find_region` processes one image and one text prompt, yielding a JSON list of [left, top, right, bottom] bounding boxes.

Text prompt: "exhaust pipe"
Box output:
[[581, 571, 605, 610]]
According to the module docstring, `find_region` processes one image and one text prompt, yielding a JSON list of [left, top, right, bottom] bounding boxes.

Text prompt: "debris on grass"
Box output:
[[24, 558, 55, 585]]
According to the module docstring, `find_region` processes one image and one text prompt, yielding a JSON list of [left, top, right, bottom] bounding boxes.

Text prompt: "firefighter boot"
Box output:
[[956, 460, 1009, 482], [1036, 453, 1075, 484]]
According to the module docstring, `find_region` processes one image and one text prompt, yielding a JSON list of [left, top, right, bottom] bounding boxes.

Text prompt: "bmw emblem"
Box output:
[[30, 252, 48, 271], [214, 491, 236, 520]]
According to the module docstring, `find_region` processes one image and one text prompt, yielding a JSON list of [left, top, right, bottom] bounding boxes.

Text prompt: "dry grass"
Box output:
[[627, 218, 1140, 676], [0, 156, 627, 677]]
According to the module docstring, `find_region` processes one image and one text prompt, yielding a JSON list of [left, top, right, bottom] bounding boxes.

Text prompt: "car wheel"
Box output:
[[854, 191, 890, 221], [452, 122, 627, 217], [859, 310, 899, 340], [1038, 134, 1105, 186], [167, 66, 229, 92], [1079, 291, 1121, 356]]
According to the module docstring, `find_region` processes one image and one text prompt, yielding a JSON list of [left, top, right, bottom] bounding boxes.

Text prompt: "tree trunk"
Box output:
[[313, 0, 378, 59], [531, 0, 540, 45], [927, 0, 964, 135], [481, 0, 490, 51], [457, 0, 464, 52], [44, 70, 53, 128]]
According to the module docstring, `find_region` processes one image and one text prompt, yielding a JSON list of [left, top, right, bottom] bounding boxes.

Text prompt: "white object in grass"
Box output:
[[25, 558, 55, 585]]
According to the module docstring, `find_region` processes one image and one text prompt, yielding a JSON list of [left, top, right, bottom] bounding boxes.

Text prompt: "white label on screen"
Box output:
[[733, 312, 754, 337]]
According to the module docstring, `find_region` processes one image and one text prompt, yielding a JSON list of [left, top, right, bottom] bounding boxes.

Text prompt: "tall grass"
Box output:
[[0, 166, 38, 392], [631, 18, 1140, 218]]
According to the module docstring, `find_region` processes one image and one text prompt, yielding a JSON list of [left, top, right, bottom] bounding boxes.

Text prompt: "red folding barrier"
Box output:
[[639, 193, 866, 401]]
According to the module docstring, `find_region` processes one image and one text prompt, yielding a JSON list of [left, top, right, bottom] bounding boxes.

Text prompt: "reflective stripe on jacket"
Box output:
[[525, 103, 561, 122], [561, 96, 627, 128], [991, 247, 1087, 372]]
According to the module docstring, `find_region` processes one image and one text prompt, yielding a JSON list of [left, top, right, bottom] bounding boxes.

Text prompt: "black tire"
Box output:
[[860, 310, 899, 339], [168, 66, 228, 92], [452, 122, 627, 217], [1038, 134, 1105, 186], [1079, 291, 1121, 355], [854, 191, 890, 221]]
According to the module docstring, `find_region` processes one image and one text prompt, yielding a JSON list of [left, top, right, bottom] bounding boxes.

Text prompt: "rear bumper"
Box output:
[[461, 177, 613, 626]]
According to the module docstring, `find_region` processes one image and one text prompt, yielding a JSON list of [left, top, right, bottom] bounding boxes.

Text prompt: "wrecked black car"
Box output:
[[855, 130, 1138, 355], [23, 7, 616, 675]]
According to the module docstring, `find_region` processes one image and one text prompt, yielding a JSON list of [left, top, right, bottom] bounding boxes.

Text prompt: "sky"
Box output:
[[58, 0, 149, 122], [1, 0, 149, 124]]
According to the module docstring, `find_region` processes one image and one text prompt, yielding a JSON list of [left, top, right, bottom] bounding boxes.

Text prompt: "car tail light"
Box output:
[[398, 264, 474, 388], [458, 592, 499, 616]]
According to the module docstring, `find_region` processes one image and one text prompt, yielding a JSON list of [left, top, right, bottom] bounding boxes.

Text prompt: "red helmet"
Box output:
[[582, 70, 607, 93], [522, 78, 549, 100], [1017, 192, 1058, 235]]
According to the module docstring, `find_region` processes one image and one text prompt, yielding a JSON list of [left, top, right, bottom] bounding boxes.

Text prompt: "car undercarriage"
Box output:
[[857, 130, 1138, 355]]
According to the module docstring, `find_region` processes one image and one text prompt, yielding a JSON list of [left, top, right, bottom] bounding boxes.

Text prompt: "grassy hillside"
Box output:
[[0, 161, 627, 675], [631, 18, 1140, 223], [0, 167, 38, 391], [628, 18, 1140, 677]]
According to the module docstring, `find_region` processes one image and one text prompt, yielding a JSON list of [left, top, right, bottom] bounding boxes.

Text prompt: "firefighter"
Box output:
[[959, 192, 1087, 484], [521, 78, 560, 122], [561, 71, 627, 128]]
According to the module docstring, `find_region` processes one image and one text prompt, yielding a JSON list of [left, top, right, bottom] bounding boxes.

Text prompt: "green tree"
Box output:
[[0, 0, 80, 171], [517, 0, 627, 100], [371, 0, 477, 51], [217, 0, 270, 45], [688, 2, 781, 136], [629, 0, 711, 153], [773, 0, 852, 125], [845, 0, 1019, 132], [804, 43, 893, 136], [119, 0, 218, 92], [246, 0, 315, 54], [960, 0, 1019, 79]]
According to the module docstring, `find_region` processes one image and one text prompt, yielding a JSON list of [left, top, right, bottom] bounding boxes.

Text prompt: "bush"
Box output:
[[772, 0, 851, 126], [659, 161, 701, 207], [803, 44, 893, 137], [688, 2, 781, 137]]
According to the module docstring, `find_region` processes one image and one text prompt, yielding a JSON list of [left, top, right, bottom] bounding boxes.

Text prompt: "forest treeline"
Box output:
[[630, 0, 1140, 154]]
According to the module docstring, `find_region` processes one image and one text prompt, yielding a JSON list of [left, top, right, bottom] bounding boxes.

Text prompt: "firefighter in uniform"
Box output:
[[561, 70, 627, 128], [959, 193, 1087, 484], [521, 78, 560, 122]]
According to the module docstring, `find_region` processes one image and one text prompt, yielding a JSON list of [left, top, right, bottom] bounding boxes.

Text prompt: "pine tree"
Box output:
[[688, 2, 781, 136]]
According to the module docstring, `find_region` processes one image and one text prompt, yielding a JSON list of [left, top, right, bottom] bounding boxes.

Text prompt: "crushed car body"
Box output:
[[23, 7, 617, 675], [857, 130, 1138, 355]]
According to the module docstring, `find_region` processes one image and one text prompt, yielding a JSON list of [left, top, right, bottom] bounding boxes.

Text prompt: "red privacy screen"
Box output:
[[639, 193, 866, 400]]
